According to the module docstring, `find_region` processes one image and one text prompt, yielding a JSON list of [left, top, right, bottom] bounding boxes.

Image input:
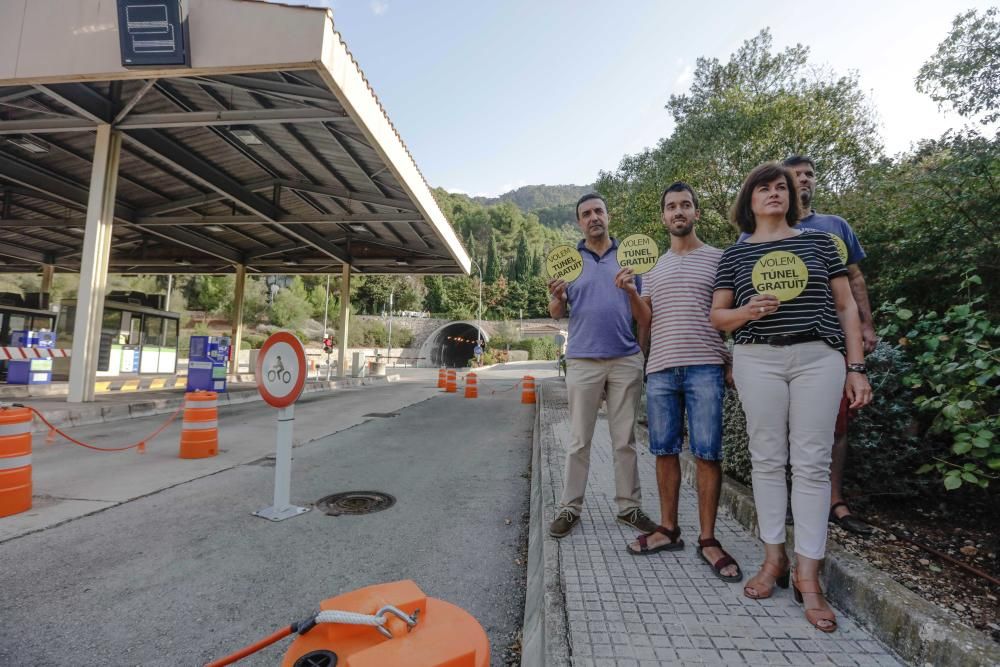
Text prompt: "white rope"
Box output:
[[314, 610, 386, 627], [312, 605, 417, 640]]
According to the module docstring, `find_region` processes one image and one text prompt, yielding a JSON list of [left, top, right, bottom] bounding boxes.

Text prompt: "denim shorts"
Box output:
[[646, 365, 724, 461]]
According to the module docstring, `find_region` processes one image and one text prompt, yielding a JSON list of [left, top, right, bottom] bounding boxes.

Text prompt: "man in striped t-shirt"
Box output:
[[625, 182, 742, 583]]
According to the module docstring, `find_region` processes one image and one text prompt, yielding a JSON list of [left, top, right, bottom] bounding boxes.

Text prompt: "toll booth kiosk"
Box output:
[[56, 292, 180, 378], [0, 293, 58, 383], [6, 330, 56, 385], [186, 335, 230, 392]]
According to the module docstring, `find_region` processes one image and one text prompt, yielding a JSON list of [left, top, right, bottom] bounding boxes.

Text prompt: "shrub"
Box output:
[[879, 276, 999, 491], [511, 337, 559, 360], [270, 287, 310, 329], [241, 333, 267, 349], [721, 389, 752, 486], [841, 342, 931, 497], [390, 327, 414, 348]]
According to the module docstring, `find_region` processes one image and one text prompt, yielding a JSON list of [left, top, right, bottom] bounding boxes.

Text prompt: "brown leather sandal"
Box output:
[[696, 538, 743, 583], [742, 560, 790, 599], [625, 525, 683, 555], [792, 574, 838, 633]]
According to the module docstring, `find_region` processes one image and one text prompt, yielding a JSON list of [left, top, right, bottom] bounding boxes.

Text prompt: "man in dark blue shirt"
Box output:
[[783, 156, 876, 536], [547, 193, 657, 539]]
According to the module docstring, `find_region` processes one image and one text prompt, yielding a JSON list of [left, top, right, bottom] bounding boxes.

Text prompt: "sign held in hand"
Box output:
[[617, 234, 659, 275], [545, 245, 584, 283]]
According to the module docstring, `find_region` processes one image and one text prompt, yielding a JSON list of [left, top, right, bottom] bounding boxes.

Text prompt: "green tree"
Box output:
[[270, 277, 311, 328], [183, 275, 231, 312], [511, 232, 531, 282], [834, 130, 1000, 315], [916, 7, 1000, 124], [485, 234, 502, 283], [226, 275, 270, 325], [423, 276, 450, 315], [597, 29, 882, 246]]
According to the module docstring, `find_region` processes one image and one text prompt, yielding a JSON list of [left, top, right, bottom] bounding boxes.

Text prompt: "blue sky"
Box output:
[[293, 1, 993, 196]]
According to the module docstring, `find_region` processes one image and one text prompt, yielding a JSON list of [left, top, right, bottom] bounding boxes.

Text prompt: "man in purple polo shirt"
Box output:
[[547, 192, 657, 539]]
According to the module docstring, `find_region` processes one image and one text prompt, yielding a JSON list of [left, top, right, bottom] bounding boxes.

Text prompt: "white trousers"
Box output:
[[733, 342, 845, 559]]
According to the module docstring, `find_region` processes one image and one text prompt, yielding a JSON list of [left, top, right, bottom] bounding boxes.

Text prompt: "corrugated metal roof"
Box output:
[[0, 1, 466, 277]]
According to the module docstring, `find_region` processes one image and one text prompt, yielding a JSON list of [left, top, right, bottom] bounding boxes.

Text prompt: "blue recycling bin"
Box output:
[[186, 335, 231, 392]]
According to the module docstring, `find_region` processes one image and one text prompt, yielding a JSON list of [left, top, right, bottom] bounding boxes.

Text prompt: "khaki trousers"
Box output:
[[733, 342, 845, 559], [560, 352, 644, 515]]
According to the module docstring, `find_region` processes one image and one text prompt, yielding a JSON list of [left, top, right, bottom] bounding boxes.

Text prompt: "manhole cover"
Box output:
[[362, 412, 399, 418], [316, 491, 396, 516]]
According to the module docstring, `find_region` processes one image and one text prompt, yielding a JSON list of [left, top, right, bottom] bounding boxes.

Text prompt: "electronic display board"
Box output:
[[116, 0, 191, 67]]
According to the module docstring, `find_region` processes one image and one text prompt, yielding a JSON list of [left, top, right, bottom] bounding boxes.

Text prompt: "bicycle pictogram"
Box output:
[[267, 355, 292, 384]]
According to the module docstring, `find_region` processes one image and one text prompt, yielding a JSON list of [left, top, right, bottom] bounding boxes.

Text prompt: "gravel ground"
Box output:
[[830, 502, 999, 643]]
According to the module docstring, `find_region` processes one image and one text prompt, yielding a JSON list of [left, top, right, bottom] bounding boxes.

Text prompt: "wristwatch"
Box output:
[[846, 363, 867, 374]]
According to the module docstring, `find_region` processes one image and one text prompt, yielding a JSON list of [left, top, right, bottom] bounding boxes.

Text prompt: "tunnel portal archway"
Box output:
[[420, 321, 489, 367]]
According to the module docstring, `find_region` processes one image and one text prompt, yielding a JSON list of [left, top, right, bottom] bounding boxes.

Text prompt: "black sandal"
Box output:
[[626, 525, 684, 555], [829, 501, 874, 536], [697, 538, 744, 583]]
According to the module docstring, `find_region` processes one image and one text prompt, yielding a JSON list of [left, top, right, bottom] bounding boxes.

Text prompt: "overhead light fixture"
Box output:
[[67, 227, 86, 235], [174, 258, 191, 266], [7, 136, 49, 154], [348, 224, 367, 233], [282, 258, 301, 266], [203, 225, 225, 233], [394, 258, 410, 265], [230, 128, 262, 146]]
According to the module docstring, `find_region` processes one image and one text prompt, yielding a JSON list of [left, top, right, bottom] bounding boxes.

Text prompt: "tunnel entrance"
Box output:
[[423, 322, 488, 368]]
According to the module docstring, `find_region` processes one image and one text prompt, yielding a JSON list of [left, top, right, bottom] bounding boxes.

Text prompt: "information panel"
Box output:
[[116, 0, 191, 67]]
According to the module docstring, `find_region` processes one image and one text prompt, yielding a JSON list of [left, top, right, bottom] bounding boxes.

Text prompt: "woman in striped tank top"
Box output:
[[710, 163, 872, 633]]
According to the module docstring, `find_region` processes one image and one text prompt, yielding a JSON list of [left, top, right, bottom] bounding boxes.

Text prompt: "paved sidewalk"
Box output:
[[538, 380, 905, 667]]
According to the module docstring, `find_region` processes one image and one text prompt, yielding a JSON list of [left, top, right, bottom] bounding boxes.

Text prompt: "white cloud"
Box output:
[[370, 0, 388, 15]]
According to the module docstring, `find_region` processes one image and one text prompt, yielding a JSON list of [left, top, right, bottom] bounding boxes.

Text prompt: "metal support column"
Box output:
[[67, 124, 121, 403], [336, 263, 351, 378], [40, 264, 54, 302], [230, 264, 246, 376]]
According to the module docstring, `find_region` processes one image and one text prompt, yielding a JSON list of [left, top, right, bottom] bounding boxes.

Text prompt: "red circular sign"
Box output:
[[256, 332, 307, 408]]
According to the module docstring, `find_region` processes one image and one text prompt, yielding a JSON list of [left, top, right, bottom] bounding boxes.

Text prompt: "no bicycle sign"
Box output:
[[253, 331, 310, 522], [256, 331, 306, 408]]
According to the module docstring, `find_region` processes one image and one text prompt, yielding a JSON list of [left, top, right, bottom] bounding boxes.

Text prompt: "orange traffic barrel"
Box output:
[[179, 391, 218, 459], [437, 367, 447, 389], [281, 580, 489, 667], [0, 407, 32, 518], [464, 372, 478, 399], [521, 376, 536, 404], [445, 369, 457, 393]]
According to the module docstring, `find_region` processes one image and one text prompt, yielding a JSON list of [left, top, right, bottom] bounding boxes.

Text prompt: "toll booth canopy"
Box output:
[[0, 0, 471, 401]]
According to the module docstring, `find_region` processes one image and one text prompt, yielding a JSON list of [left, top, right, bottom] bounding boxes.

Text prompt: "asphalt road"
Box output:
[[0, 370, 540, 666]]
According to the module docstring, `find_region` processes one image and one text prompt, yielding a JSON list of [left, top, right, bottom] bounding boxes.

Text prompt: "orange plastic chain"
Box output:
[[25, 404, 183, 453]]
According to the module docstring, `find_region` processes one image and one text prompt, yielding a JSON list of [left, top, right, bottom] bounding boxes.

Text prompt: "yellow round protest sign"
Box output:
[[828, 233, 849, 266], [545, 245, 584, 282], [752, 251, 809, 302], [617, 234, 659, 275]]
